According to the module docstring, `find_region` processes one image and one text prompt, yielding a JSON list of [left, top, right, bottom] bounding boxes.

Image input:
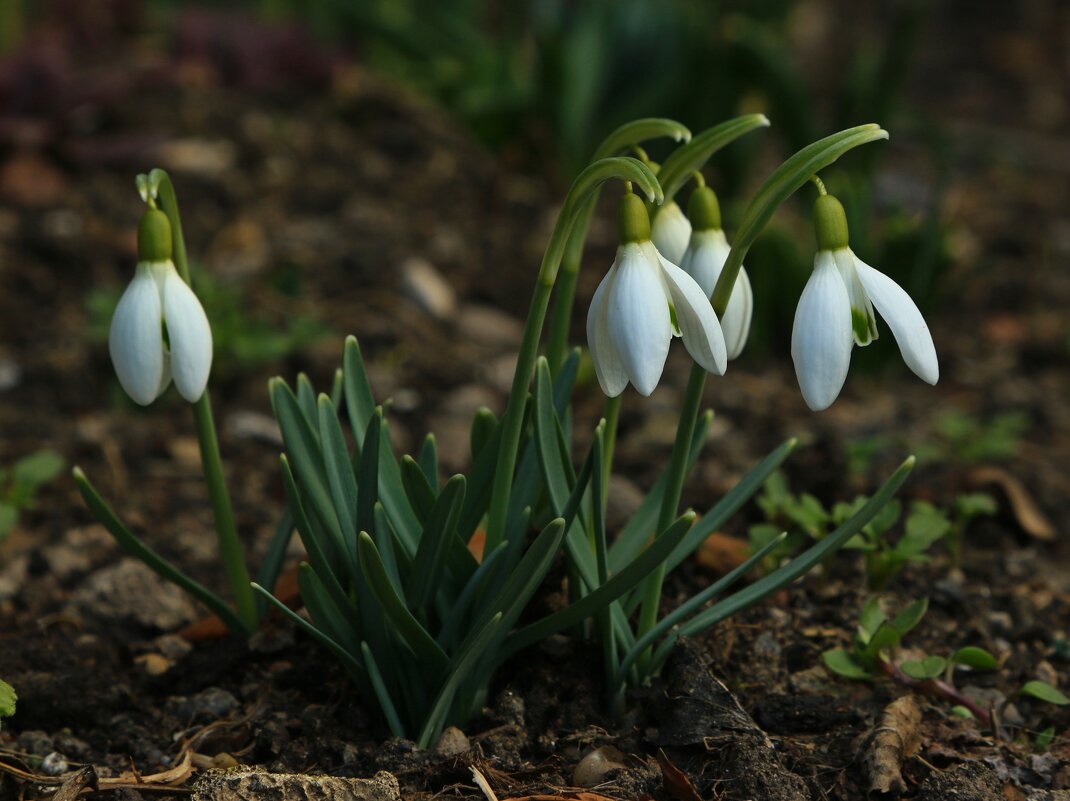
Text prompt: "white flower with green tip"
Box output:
[[678, 186, 753, 360], [587, 193, 727, 397], [109, 209, 213, 405], [650, 199, 691, 264], [792, 193, 938, 411]]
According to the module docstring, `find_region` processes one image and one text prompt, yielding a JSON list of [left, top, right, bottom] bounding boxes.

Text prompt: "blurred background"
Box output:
[[0, 0, 1066, 566]]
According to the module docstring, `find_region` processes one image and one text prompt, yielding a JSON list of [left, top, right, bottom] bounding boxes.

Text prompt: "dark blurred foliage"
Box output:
[[0, 0, 953, 364]]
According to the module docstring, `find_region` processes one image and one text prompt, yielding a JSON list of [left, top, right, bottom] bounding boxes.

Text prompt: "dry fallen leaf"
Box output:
[[970, 466, 1055, 540]]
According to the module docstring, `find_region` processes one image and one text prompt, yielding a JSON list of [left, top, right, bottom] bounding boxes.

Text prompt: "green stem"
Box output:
[[150, 168, 258, 633], [601, 395, 621, 497], [544, 202, 591, 375], [484, 157, 662, 553], [545, 119, 690, 376], [634, 363, 706, 675]]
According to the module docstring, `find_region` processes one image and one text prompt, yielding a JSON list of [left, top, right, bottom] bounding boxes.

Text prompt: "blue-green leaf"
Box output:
[[357, 532, 450, 674]]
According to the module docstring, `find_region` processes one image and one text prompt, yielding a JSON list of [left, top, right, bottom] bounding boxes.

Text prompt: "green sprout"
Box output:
[[825, 598, 1069, 731], [0, 450, 64, 544], [0, 678, 14, 730], [749, 469, 996, 587]]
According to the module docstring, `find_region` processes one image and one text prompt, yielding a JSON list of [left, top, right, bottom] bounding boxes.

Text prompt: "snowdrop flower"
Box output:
[[650, 199, 691, 264], [678, 186, 753, 359], [791, 193, 938, 411], [109, 208, 213, 405], [587, 192, 727, 397]]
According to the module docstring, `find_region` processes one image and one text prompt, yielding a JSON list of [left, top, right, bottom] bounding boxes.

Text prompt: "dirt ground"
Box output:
[[0, 3, 1068, 800]]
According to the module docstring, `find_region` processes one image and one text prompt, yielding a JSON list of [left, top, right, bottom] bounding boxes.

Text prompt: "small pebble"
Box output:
[[573, 746, 627, 788], [432, 726, 469, 757], [136, 653, 172, 676], [41, 752, 68, 776]]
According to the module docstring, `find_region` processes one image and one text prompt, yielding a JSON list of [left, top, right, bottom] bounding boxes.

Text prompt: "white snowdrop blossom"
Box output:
[[587, 240, 727, 397], [109, 208, 213, 405], [679, 228, 753, 360], [792, 194, 938, 411], [650, 200, 691, 265]]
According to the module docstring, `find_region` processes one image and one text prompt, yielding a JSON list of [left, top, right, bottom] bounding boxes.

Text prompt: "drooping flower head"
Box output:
[[587, 192, 727, 397], [678, 185, 753, 360], [109, 207, 213, 405], [791, 192, 938, 411], [650, 199, 691, 265]]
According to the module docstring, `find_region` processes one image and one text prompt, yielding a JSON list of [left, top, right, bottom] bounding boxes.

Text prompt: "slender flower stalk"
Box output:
[[143, 170, 258, 633]]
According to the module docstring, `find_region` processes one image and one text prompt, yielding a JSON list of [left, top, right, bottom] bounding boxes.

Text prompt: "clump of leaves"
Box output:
[[748, 470, 996, 587], [0, 678, 14, 730], [825, 597, 1069, 728], [0, 450, 64, 543]]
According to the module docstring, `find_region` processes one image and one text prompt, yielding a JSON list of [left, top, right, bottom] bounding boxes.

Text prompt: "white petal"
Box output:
[[791, 252, 854, 411], [723, 266, 753, 360], [607, 243, 671, 396], [833, 248, 878, 345], [161, 266, 214, 402], [853, 257, 939, 385], [651, 244, 727, 376], [109, 264, 165, 405], [586, 264, 629, 397], [678, 229, 729, 298], [650, 201, 691, 265]]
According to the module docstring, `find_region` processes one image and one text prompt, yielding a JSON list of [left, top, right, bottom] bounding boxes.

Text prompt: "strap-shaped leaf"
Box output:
[[373, 501, 405, 593], [270, 378, 343, 555], [650, 457, 915, 672], [252, 581, 367, 686], [657, 114, 771, 202], [613, 531, 788, 686], [342, 336, 376, 450], [254, 509, 294, 617], [279, 456, 358, 621], [502, 511, 696, 659], [469, 408, 498, 464], [401, 455, 436, 526], [405, 475, 466, 611], [619, 437, 797, 616], [533, 358, 584, 528], [356, 408, 382, 542], [417, 434, 438, 490], [437, 542, 508, 650], [416, 612, 503, 749], [297, 563, 363, 660], [296, 373, 318, 429], [469, 518, 566, 637], [608, 410, 713, 572], [317, 394, 359, 574], [360, 642, 406, 738], [342, 337, 421, 553], [357, 532, 450, 674], [73, 467, 249, 636]]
